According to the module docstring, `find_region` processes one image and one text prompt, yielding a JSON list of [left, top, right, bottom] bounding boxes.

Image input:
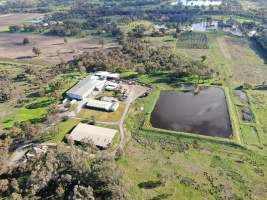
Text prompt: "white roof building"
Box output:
[[154, 24, 168, 30], [175, 0, 222, 6], [86, 99, 119, 112], [68, 123, 116, 148], [95, 71, 120, 80], [105, 81, 118, 91], [66, 75, 106, 100]]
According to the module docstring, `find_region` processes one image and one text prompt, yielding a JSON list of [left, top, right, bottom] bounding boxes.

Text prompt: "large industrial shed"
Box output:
[[68, 123, 116, 149], [66, 75, 106, 100]]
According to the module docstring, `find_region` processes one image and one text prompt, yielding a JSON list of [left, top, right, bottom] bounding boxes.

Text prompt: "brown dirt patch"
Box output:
[[0, 13, 44, 27], [0, 33, 118, 64], [217, 37, 232, 60]]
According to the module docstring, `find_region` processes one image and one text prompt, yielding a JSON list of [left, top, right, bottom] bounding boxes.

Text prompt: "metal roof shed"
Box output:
[[68, 123, 116, 148], [66, 75, 106, 100]]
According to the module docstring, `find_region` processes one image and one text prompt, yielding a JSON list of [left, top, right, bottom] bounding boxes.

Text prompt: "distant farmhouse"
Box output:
[[172, 0, 222, 6], [68, 123, 117, 149]]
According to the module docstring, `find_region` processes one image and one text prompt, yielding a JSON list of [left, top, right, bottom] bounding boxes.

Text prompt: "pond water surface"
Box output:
[[150, 87, 232, 138]]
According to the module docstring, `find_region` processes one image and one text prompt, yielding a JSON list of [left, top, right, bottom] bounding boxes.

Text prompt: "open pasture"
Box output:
[[0, 33, 118, 65], [216, 36, 267, 85], [177, 34, 267, 85]]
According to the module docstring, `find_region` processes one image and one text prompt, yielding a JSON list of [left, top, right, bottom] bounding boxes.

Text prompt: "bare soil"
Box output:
[[0, 13, 44, 27], [0, 33, 118, 64]]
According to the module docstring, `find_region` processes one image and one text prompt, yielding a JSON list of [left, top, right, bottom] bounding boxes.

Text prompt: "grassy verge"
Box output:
[[223, 86, 242, 144], [108, 131, 120, 152]]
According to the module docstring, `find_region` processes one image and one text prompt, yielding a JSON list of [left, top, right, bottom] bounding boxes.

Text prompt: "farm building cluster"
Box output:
[[64, 71, 126, 113], [61, 71, 128, 149]]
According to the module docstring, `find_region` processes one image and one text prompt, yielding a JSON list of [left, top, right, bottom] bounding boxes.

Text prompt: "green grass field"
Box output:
[[118, 83, 267, 199], [0, 97, 55, 129], [119, 105, 267, 199], [44, 118, 80, 142], [118, 29, 267, 199]]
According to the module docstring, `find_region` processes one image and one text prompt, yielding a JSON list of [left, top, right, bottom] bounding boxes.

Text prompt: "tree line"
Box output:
[[64, 35, 213, 80]]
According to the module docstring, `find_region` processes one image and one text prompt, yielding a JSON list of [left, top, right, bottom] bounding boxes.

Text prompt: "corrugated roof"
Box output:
[[69, 123, 116, 148], [66, 75, 105, 98], [86, 99, 114, 110], [95, 71, 120, 79]]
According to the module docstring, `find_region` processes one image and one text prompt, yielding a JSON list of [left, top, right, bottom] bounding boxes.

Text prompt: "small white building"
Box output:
[[68, 123, 117, 149], [66, 75, 106, 100], [154, 24, 168, 30], [95, 71, 120, 80], [175, 0, 222, 6], [105, 82, 118, 91], [86, 99, 119, 112]]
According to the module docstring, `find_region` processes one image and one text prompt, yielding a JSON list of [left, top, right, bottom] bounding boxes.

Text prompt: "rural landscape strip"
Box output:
[[0, 0, 267, 199]]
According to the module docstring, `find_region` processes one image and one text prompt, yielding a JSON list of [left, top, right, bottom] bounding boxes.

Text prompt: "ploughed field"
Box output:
[[150, 87, 232, 138], [0, 13, 44, 28], [0, 33, 118, 64]]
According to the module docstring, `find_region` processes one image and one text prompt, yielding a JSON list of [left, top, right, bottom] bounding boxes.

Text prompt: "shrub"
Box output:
[[138, 180, 162, 189], [22, 37, 30, 45], [62, 116, 69, 122]]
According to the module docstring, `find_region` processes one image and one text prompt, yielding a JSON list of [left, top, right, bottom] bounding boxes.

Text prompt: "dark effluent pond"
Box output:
[[150, 87, 232, 138]]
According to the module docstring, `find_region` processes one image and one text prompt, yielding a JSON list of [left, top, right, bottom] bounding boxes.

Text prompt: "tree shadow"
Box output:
[[3, 119, 12, 124], [138, 180, 162, 189], [149, 194, 172, 200], [27, 92, 42, 98], [255, 85, 267, 90], [52, 42, 64, 45], [249, 39, 267, 64], [16, 56, 35, 60], [25, 99, 54, 109], [123, 73, 138, 80], [29, 116, 47, 124], [149, 72, 190, 86]]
